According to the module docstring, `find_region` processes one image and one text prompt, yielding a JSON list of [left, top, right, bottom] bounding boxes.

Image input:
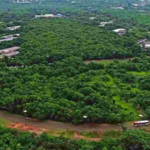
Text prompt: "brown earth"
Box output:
[[8, 122, 48, 134], [7, 122, 102, 141], [0, 110, 150, 141]]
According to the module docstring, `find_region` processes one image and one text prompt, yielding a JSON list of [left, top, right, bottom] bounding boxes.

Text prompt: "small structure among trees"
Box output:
[[99, 21, 113, 27], [137, 38, 150, 51], [113, 28, 126, 35], [6, 26, 21, 31], [0, 46, 20, 58], [0, 34, 20, 43]]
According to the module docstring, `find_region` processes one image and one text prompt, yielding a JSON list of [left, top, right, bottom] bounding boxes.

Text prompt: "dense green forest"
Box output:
[[1, 0, 150, 149], [1, 0, 150, 124], [8, 19, 141, 64], [2, 56, 150, 123], [0, 125, 150, 150]]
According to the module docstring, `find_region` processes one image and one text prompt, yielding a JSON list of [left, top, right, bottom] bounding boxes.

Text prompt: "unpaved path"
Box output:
[[0, 110, 148, 132]]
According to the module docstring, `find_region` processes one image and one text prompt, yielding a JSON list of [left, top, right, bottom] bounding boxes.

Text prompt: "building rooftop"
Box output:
[[112, 7, 124, 10], [99, 21, 113, 27], [56, 14, 63, 17], [5, 51, 20, 58], [0, 37, 17, 43], [113, 28, 126, 33], [89, 17, 96, 20], [6, 26, 21, 31], [0, 34, 20, 43], [35, 14, 55, 18], [145, 44, 150, 48], [133, 3, 139, 7], [1, 34, 20, 39], [35, 14, 64, 18], [0, 46, 20, 54]]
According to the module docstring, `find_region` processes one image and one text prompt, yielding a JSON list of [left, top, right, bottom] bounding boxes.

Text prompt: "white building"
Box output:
[[0, 34, 20, 43], [145, 44, 150, 49], [6, 26, 21, 31], [112, 7, 124, 10], [99, 21, 113, 27], [35, 14, 55, 18], [133, 4, 139, 7], [89, 17, 96, 21], [113, 28, 126, 35]]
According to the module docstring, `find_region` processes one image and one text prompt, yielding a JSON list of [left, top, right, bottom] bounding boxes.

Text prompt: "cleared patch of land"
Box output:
[[84, 58, 133, 64]]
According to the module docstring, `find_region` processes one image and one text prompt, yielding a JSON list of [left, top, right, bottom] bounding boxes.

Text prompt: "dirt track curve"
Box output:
[[0, 110, 148, 132]]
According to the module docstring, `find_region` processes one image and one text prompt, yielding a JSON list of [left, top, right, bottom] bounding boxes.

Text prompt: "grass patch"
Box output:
[[60, 131, 74, 138], [0, 118, 9, 126], [80, 131, 103, 138], [88, 70, 139, 121], [80, 130, 123, 139], [47, 130, 74, 138], [48, 130, 74, 138], [113, 95, 139, 121], [103, 130, 123, 138], [129, 71, 150, 76], [84, 58, 132, 65]]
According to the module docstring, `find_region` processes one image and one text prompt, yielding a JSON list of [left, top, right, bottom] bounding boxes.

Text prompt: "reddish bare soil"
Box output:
[[8, 122, 48, 134], [99, 124, 111, 127], [1, 110, 150, 142], [7, 122, 101, 141]]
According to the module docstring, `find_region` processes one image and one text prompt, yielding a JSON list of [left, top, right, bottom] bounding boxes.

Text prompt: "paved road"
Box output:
[[0, 110, 148, 131]]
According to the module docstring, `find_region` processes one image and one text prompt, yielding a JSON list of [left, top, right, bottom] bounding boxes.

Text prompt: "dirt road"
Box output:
[[0, 110, 147, 132]]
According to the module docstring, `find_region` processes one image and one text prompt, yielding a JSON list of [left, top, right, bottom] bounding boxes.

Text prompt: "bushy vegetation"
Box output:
[[2, 57, 150, 123], [1, 18, 139, 67], [0, 125, 150, 150], [0, 0, 150, 124]]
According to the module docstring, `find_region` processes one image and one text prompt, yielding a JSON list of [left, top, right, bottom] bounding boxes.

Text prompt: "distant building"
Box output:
[[113, 28, 126, 35], [35, 14, 55, 18], [144, 40, 150, 50], [137, 38, 150, 51], [11, 0, 44, 3], [5, 51, 20, 58], [0, 46, 20, 58], [6, 26, 21, 31], [112, 7, 124, 10], [0, 37, 16, 43], [0, 46, 20, 54], [139, 10, 145, 12], [1, 34, 20, 39], [89, 17, 96, 21], [99, 21, 113, 27], [133, 3, 139, 7], [56, 14, 63, 18], [35, 14, 64, 18], [145, 44, 150, 49], [0, 34, 20, 43], [137, 38, 147, 44]]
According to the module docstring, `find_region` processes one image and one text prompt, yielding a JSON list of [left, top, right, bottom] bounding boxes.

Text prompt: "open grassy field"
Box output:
[[84, 58, 133, 65]]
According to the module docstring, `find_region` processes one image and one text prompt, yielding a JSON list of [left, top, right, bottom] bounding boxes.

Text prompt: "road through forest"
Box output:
[[0, 110, 149, 132]]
